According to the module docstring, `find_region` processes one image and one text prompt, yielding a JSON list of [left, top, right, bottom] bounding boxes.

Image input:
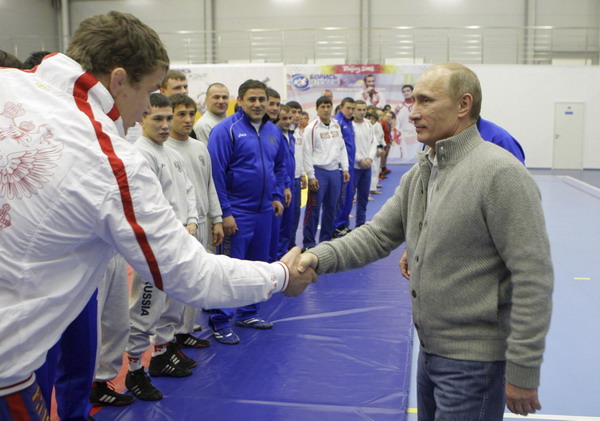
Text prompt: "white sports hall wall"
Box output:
[[2, 0, 600, 168]]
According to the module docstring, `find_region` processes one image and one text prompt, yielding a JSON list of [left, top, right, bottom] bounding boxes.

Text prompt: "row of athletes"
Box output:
[[0, 51, 386, 419], [0, 10, 550, 421]]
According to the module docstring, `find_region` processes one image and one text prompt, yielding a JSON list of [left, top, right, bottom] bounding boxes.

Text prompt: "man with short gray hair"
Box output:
[[299, 63, 553, 419]]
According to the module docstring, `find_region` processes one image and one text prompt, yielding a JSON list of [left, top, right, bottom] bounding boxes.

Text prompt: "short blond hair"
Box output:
[[66, 11, 169, 84]]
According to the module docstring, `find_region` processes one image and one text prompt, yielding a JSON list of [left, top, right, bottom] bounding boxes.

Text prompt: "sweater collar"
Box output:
[[419, 124, 483, 168]]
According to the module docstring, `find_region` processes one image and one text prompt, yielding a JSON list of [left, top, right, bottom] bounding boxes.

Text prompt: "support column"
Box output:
[[359, 0, 370, 64], [524, 0, 536, 64], [204, 0, 217, 63]]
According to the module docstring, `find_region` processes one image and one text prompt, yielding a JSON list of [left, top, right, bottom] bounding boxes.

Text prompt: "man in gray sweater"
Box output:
[[298, 63, 553, 420]]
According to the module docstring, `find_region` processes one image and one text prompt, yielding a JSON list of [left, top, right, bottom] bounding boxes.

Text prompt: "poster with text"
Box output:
[[287, 64, 429, 163]]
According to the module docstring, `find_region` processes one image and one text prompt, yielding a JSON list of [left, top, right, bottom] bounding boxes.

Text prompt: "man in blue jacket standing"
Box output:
[[333, 97, 356, 238], [208, 80, 287, 344]]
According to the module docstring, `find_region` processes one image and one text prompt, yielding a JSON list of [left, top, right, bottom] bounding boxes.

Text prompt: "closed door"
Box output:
[[553, 102, 584, 169]]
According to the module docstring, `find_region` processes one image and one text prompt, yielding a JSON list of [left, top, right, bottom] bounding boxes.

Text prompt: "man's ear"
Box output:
[[107, 67, 128, 97], [457, 93, 473, 118]]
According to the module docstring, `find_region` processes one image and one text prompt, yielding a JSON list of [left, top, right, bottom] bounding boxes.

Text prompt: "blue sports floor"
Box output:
[[94, 166, 600, 421]]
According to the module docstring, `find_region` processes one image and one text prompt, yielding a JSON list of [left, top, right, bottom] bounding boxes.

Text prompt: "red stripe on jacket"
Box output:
[[6, 392, 32, 421], [72, 73, 164, 290]]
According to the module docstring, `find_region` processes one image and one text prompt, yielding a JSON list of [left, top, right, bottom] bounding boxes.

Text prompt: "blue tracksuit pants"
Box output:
[[35, 291, 98, 421], [274, 187, 296, 259], [334, 159, 355, 230], [269, 209, 282, 262], [353, 167, 371, 227], [211, 210, 273, 330], [303, 167, 342, 248]]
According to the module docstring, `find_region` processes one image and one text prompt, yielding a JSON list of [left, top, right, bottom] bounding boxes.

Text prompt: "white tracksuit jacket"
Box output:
[[0, 53, 289, 395], [302, 118, 349, 179]]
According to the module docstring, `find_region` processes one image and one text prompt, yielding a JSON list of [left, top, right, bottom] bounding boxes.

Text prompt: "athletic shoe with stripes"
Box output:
[[148, 350, 193, 377], [236, 318, 273, 330], [209, 319, 241, 345], [167, 342, 197, 369], [174, 333, 210, 348], [89, 381, 135, 407], [124, 369, 163, 401]]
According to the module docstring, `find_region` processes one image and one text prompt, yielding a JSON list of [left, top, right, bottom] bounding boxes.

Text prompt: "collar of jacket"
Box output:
[[335, 111, 353, 125], [235, 107, 271, 129], [417, 123, 483, 169]]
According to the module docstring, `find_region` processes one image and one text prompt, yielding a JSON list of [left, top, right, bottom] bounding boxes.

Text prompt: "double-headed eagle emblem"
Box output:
[[0, 101, 63, 204]]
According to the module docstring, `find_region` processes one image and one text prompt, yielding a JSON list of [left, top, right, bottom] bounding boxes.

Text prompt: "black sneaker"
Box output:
[[333, 227, 351, 238], [89, 381, 135, 407], [125, 368, 163, 401], [175, 333, 210, 348], [167, 342, 197, 369], [149, 351, 193, 377]]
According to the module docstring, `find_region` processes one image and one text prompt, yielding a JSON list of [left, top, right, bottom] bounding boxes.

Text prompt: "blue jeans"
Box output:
[[417, 351, 505, 421]]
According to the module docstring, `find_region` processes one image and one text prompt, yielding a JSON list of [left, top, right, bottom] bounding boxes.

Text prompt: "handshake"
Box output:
[[279, 247, 319, 297]]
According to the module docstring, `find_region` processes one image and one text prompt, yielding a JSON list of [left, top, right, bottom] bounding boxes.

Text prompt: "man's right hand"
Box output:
[[400, 249, 410, 280], [300, 175, 308, 189], [506, 382, 541, 416], [280, 247, 317, 296], [223, 215, 237, 237], [298, 251, 319, 274], [308, 178, 319, 192]]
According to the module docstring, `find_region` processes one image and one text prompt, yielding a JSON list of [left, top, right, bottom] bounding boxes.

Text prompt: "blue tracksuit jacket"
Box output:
[[208, 108, 287, 216], [477, 118, 526, 164]]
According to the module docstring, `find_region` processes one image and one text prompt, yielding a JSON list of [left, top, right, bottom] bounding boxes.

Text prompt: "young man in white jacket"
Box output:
[[0, 11, 314, 418], [302, 96, 350, 249], [351, 100, 377, 227]]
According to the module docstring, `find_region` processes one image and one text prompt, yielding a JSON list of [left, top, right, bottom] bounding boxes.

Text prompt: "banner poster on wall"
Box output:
[[170, 63, 286, 116], [286, 64, 430, 164]]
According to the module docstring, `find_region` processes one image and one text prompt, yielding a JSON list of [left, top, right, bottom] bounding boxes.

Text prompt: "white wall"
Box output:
[[69, 0, 207, 34], [472, 65, 600, 168], [0, 0, 58, 60], [215, 0, 361, 30], [535, 0, 599, 27], [372, 0, 525, 27]]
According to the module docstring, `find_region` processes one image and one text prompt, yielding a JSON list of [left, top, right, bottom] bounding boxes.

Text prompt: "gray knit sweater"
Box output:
[[311, 124, 553, 389]]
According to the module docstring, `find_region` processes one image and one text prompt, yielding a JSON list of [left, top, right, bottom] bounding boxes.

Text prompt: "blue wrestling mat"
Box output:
[[95, 166, 414, 421]]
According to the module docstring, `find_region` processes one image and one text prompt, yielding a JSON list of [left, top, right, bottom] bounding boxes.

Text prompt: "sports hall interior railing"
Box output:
[[3, 25, 599, 66]]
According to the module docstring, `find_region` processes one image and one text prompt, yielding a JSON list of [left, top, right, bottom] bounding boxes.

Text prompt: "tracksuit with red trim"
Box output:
[[0, 54, 290, 416], [302, 118, 349, 248], [208, 108, 287, 330]]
